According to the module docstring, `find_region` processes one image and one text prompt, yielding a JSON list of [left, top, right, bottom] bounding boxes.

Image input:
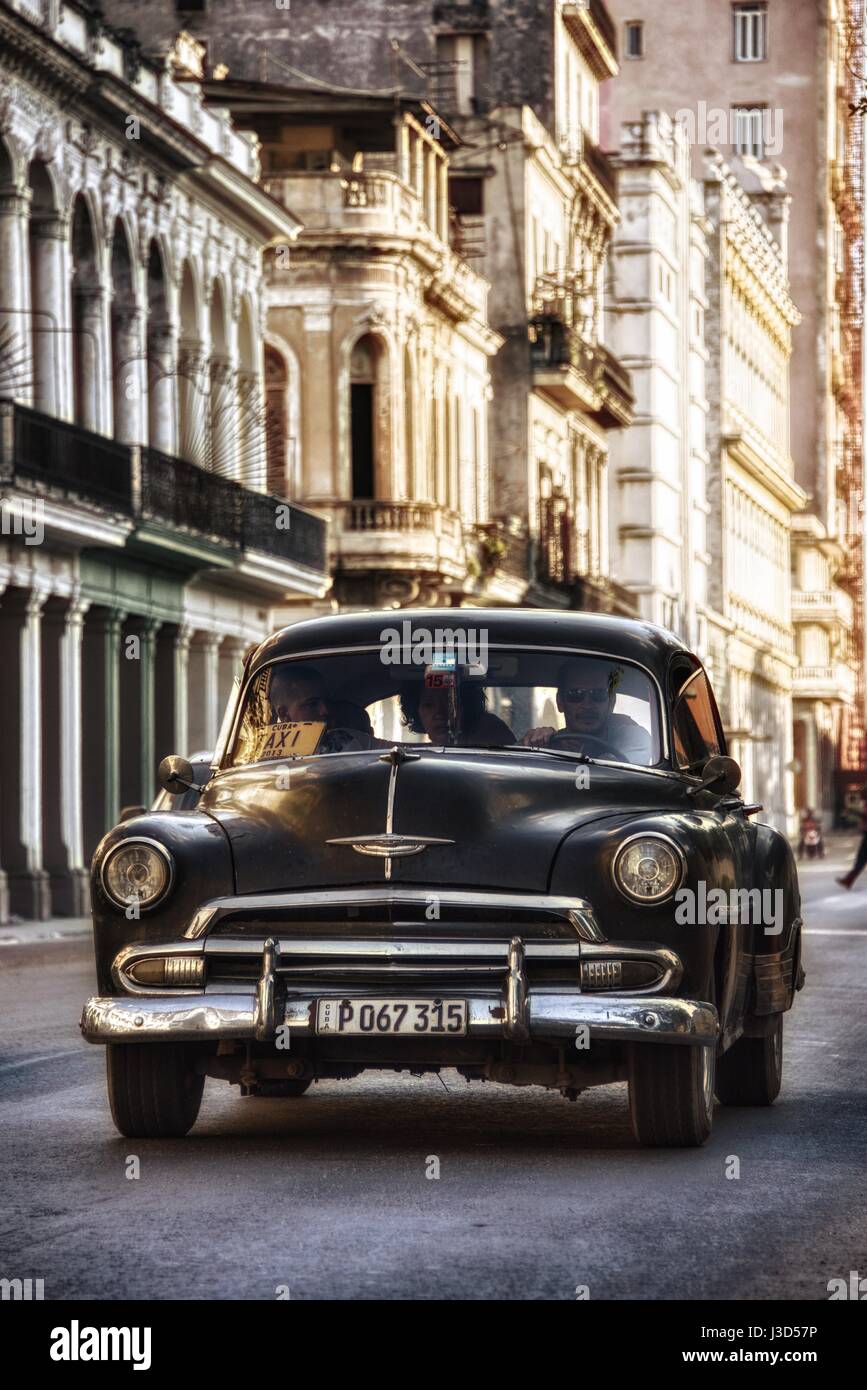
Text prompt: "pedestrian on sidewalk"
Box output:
[[837, 785, 867, 888]]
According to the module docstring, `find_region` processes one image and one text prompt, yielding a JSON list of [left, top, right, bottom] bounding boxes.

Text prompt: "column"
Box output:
[[179, 342, 208, 466], [0, 181, 33, 405], [147, 320, 178, 455], [29, 211, 70, 418], [209, 356, 238, 479], [0, 587, 51, 919], [119, 616, 159, 809], [74, 285, 109, 434], [81, 607, 125, 859], [112, 302, 145, 445], [588, 446, 600, 578], [187, 631, 221, 754], [154, 622, 193, 758], [597, 450, 610, 577], [218, 635, 247, 736], [437, 155, 449, 242], [41, 596, 90, 916]]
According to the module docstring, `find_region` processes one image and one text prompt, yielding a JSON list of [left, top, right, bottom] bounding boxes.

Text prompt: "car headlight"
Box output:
[[102, 838, 174, 911], [613, 834, 684, 904]]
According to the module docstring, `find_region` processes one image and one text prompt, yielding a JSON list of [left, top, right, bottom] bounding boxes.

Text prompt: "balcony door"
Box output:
[[350, 335, 377, 499]]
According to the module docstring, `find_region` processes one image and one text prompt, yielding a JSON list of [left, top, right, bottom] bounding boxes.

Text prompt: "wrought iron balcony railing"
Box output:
[[140, 447, 240, 544], [0, 400, 326, 575], [0, 399, 133, 514]]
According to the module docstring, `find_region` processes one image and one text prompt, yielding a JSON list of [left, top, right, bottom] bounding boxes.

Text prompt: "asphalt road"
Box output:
[[1, 838, 864, 1302]]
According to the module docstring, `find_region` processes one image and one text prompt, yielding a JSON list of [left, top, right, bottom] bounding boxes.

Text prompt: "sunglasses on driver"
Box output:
[[561, 687, 611, 705]]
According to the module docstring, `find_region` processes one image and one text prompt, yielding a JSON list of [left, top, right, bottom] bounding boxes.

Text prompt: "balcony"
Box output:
[[137, 449, 327, 577], [264, 169, 488, 323], [529, 319, 632, 426], [0, 400, 133, 516], [0, 400, 327, 589], [791, 587, 855, 630], [331, 499, 467, 601], [794, 663, 857, 703], [594, 343, 634, 428]]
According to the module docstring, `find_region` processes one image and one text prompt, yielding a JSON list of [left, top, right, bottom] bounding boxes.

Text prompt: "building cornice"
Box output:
[[723, 429, 808, 515]]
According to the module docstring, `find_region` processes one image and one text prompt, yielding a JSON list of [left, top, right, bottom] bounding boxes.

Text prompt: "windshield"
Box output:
[[229, 647, 663, 768]]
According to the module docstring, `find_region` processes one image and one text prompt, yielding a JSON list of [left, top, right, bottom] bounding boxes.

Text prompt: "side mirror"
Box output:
[[119, 804, 146, 823], [689, 754, 741, 797], [158, 754, 197, 796]]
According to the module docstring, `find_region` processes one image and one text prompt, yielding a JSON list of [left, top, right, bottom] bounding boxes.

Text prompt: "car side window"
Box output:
[[671, 664, 724, 772]]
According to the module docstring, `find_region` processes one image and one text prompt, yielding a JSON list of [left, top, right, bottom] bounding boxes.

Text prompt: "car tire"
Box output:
[[628, 1042, 715, 1147], [106, 1042, 206, 1138], [715, 1014, 783, 1106]]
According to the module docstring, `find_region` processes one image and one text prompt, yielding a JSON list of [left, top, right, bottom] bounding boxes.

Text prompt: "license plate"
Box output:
[[315, 998, 468, 1036]]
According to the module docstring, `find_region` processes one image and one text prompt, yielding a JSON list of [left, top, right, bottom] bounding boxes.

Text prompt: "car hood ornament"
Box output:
[[326, 833, 454, 858]]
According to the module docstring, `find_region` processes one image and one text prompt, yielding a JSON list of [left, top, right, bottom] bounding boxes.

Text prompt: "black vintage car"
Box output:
[[81, 609, 804, 1147]]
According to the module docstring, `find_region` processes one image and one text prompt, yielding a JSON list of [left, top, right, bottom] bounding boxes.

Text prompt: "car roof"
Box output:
[[247, 609, 691, 685]]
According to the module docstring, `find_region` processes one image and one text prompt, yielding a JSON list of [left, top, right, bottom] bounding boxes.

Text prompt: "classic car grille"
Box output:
[[193, 887, 603, 945], [203, 937, 583, 991], [185, 890, 600, 992]]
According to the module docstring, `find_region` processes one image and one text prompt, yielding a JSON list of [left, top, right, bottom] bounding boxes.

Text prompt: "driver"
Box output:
[[268, 665, 329, 724], [267, 666, 376, 753], [522, 658, 651, 763]]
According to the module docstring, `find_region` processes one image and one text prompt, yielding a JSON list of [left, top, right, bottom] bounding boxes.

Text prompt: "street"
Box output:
[[1, 838, 864, 1302]]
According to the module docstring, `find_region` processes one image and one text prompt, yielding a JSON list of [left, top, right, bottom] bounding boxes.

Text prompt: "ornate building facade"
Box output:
[[0, 0, 327, 922], [601, 0, 865, 821], [208, 83, 505, 610], [102, 0, 634, 612], [606, 113, 803, 831]]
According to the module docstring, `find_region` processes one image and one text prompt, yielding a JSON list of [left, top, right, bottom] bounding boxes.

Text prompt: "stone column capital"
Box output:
[[30, 212, 70, 242]]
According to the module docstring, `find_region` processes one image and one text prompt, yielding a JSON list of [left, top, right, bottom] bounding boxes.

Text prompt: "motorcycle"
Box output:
[[798, 819, 824, 860]]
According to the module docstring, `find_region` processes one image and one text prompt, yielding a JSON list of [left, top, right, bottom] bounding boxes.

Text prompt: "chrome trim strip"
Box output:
[[80, 991, 717, 1046], [326, 833, 455, 858], [204, 937, 583, 960], [182, 887, 599, 940], [113, 940, 206, 996], [113, 938, 678, 994]]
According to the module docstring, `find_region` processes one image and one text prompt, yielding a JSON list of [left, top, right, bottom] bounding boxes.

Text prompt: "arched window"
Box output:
[[146, 242, 174, 455], [27, 159, 58, 414], [70, 196, 101, 432], [109, 219, 138, 443]]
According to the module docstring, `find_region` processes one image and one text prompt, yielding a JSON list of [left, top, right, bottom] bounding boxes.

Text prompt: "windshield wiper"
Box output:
[[478, 744, 595, 764]]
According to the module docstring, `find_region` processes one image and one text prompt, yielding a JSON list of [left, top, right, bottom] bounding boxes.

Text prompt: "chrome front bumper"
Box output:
[[80, 989, 718, 1047], [82, 927, 717, 1048]]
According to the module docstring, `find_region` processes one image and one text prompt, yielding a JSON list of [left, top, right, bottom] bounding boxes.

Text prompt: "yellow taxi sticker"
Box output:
[[253, 720, 325, 760]]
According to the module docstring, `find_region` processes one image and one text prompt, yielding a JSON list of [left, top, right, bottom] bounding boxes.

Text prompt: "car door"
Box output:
[[669, 655, 754, 1042]]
